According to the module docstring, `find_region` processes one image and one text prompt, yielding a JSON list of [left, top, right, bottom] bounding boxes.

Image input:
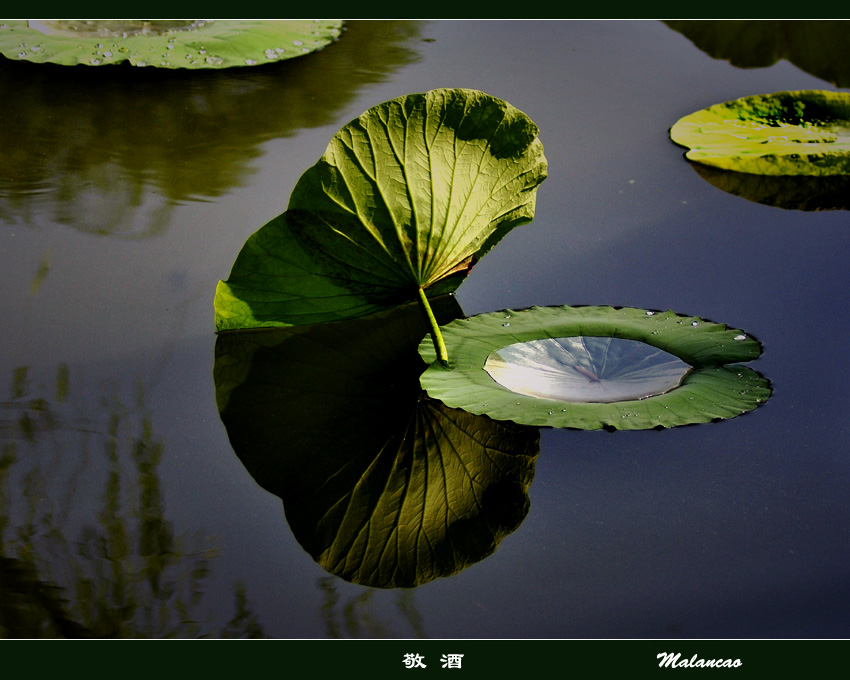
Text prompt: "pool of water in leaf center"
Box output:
[[483, 336, 692, 403]]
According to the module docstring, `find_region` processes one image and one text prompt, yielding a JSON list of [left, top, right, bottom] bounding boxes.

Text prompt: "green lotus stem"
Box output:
[[417, 286, 449, 366]]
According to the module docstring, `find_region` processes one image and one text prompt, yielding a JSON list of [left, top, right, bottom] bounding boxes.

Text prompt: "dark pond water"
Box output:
[[2, 19, 849, 638]]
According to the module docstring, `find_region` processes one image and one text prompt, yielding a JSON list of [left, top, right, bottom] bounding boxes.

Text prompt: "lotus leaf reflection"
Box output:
[[214, 298, 539, 588]]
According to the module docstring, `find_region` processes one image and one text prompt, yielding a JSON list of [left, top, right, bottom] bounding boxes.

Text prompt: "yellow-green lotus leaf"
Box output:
[[670, 90, 850, 176]]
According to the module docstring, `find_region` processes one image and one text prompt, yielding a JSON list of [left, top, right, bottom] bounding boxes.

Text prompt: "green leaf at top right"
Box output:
[[670, 90, 850, 176]]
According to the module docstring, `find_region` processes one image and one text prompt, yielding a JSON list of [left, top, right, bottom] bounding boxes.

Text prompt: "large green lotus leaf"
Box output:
[[214, 212, 396, 330], [664, 20, 850, 88], [215, 296, 539, 588], [419, 305, 771, 431], [215, 88, 548, 331], [670, 91, 850, 176], [0, 20, 342, 69]]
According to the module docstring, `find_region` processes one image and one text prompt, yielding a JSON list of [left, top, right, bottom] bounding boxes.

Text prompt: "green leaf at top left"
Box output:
[[215, 88, 548, 332], [0, 20, 343, 69]]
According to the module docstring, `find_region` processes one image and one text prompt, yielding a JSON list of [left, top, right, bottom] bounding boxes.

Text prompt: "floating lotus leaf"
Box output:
[[215, 296, 539, 588], [0, 20, 342, 69], [419, 305, 771, 431], [214, 88, 548, 332], [669, 91, 850, 176]]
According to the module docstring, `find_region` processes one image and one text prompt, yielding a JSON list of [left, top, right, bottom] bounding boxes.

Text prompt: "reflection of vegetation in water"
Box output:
[[690, 162, 850, 211], [0, 21, 424, 237], [318, 577, 425, 639], [0, 365, 263, 637], [664, 20, 850, 88], [215, 298, 540, 589]]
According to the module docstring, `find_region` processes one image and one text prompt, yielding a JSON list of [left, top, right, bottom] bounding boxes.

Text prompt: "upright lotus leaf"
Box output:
[[214, 212, 394, 330], [664, 20, 850, 88], [0, 20, 343, 69], [214, 296, 539, 588], [419, 305, 772, 431], [214, 88, 548, 338], [670, 91, 850, 176]]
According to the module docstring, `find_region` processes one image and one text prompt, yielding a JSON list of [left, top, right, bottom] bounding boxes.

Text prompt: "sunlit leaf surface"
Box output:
[[0, 20, 343, 68], [670, 90, 850, 176], [214, 88, 547, 330]]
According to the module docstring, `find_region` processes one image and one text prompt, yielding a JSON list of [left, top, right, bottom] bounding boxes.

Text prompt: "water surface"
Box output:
[[2, 19, 849, 638]]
